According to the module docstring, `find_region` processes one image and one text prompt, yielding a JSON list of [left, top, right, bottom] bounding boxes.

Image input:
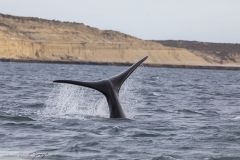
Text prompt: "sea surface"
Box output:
[[0, 61, 240, 160]]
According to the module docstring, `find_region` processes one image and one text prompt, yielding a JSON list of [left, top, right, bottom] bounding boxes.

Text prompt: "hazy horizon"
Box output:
[[0, 0, 240, 43]]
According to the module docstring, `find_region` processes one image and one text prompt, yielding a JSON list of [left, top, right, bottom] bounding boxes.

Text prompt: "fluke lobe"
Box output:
[[53, 56, 148, 118]]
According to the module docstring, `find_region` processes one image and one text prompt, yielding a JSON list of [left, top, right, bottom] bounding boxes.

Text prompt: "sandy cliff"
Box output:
[[156, 40, 240, 64], [0, 13, 239, 67]]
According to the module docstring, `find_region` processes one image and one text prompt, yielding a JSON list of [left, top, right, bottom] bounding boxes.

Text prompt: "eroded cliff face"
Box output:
[[0, 13, 238, 66], [157, 40, 240, 64]]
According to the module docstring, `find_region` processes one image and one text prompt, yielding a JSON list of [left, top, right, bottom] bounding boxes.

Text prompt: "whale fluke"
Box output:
[[110, 56, 148, 92], [53, 56, 148, 118], [53, 80, 109, 95]]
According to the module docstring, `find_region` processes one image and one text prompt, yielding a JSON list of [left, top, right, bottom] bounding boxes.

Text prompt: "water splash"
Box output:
[[41, 66, 145, 119], [120, 65, 145, 119], [120, 77, 136, 119], [41, 84, 108, 119]]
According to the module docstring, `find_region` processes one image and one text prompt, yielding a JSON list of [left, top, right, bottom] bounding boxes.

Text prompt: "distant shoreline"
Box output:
[[1, 58, 240, 70], [1, 13, 240, 69]]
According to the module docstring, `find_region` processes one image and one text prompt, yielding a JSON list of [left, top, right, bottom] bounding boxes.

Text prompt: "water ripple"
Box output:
[[0, 62, 240, 159]]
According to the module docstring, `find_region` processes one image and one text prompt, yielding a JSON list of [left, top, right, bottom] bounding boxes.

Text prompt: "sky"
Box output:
[[0, 0, 240, 43]]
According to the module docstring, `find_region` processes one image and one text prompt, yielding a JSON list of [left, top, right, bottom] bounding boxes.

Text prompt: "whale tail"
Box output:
[[53, 80, 109, 96], [54, 56, 148, 95], [53, 56, 148, 118]]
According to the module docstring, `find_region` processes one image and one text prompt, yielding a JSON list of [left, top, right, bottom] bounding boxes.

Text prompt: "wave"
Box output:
[[65, 144, 100, 153], [0, 113, 34, 121], [198, 125, 220, 131], [154, 108, 169, 113], [3, 122, 41, 129], [177, 109, 205, 115], [20, 103, 46, 109], [132, 132, 160, 138], [209, 156, 240, 160]]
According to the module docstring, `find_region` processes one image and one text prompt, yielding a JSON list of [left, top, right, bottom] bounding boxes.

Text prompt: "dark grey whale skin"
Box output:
[[53, 56, 148, 118]]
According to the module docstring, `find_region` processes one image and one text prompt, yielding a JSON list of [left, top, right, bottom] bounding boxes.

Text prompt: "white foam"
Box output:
[[232, 116, 240, 120], [0, 150, 36, 160]]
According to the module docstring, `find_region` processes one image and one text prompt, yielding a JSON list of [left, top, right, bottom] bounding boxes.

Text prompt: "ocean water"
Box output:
[[0, 61, 240, 160]]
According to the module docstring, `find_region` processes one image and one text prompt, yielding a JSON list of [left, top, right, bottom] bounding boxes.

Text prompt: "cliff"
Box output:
[[156, 40, 240, 64], [0, 13, 239, 67]]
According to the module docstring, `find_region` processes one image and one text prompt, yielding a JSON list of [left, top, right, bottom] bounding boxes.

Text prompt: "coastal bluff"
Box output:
[[0, 13, 239, 67]]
